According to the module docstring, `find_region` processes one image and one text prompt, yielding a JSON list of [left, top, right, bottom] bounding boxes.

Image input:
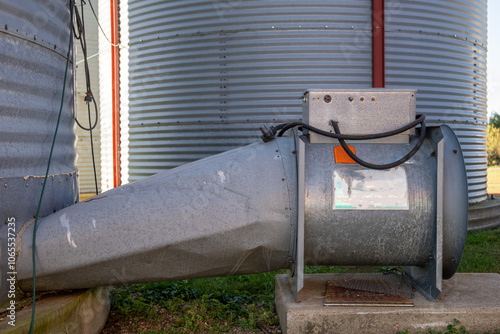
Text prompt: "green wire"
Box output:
[[29, 1, 74, 332]]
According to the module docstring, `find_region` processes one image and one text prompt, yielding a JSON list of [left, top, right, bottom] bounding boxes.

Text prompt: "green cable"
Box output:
[[29, 1, 74, 332]]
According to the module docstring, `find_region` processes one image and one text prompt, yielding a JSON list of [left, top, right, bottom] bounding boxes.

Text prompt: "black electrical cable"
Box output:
[[73, 1, 98, 131], [273, 114, 426, 140], [74, 0, 99, 194], [331, 119, 427, 170], [260, 114, 427, 170], [87, 0, 120, 47]]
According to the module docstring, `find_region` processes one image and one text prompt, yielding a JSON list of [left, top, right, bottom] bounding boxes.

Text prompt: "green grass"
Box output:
[[458, 228, 500, 274], [105, 229, 499, 333], [488, 166, 500, 194]]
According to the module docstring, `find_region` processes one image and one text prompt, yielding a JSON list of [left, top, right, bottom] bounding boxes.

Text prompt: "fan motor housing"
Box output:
[[290, 90, 468, 301]]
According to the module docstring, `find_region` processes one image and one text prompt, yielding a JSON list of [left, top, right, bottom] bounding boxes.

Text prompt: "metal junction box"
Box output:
[[302, 89, 417, 144]]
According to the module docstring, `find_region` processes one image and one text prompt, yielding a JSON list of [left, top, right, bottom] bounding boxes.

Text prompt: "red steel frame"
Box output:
[[111, 0, 121, 187], [372, 0, 385, 88]]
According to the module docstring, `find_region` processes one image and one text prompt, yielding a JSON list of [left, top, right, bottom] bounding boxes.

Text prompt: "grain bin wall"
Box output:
[[0, 0, 77, 302], [125, 0, 487, 203], [75, 1, 102, 194]]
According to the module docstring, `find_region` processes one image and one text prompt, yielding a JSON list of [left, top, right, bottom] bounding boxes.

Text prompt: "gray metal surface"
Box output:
[[289, 134, 305, 302], [385, 0, 488, 203], [124, 0, 487, 203], [303, 136, 437, 267], [12, 125, 468, 302], [15, 138, 297, 291], [434, 125, 469, 279], [75, 2, 102, 194], [97, 0, 114, 191], [302, 127, 467, 274], [405, 131, 445, 302], [0, 0, 77, 306], [126, 0, 373, 182], [303, 89, 416, 144]]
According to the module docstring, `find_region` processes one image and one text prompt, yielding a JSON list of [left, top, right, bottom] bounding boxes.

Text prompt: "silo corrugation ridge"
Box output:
[[127, 0, 373, 181], [0, 0, 77, 303], [0, 9, 75, 178], [385, 0, 487, 203], [75, 3, 102, 194], [126, 0, 487, 203]]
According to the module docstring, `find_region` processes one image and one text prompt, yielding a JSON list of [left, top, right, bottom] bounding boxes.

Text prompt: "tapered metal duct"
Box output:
[[124, 0, 487, 203]]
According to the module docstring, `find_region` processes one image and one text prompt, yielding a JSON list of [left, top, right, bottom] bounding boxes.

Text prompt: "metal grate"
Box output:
[[324, 271, 414, 307]]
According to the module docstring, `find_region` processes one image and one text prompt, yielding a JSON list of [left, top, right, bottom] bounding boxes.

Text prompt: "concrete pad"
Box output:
[[0, 287, 110, 334], [275, 273, 500, 334]]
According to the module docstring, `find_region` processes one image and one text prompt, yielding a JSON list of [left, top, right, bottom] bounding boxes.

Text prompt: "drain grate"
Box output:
[[324, 272, 414, 307]]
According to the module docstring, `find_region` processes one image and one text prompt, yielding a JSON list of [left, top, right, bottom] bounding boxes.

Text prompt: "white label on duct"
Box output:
[[333, 167, 408, 210]]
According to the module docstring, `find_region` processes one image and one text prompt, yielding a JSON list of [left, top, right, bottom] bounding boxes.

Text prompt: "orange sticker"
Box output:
[[334, 145, 357, 164]]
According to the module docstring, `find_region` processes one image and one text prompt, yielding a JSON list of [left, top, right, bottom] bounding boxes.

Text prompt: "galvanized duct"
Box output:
[[0, 0, 77, 303], [125, 0, 487, 203]]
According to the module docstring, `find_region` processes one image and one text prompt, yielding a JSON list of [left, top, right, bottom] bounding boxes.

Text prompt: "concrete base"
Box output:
[[0, 287, 110, 334], [275, 273, 500, 334]]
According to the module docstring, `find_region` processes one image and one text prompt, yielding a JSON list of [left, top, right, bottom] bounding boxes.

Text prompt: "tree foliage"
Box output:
[[489, 112, 500, 128], [488, 112, 500, 166]]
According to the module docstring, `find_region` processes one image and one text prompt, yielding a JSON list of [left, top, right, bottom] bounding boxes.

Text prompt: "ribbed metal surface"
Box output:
[[98, 0, 114, 191], [385, 0, 488, 203], [126, 0, 487, 202], [0, 0, 77, 304], [75, 2, 102, 194], [126, 0, 373, 181], [119, 0, 131, 185], [0, 0, 77, 211]]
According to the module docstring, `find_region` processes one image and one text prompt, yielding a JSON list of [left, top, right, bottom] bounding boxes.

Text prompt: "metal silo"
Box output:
[[124, 0, 487, 203], [75, 1, 102, 195], [384, 0, 487, 203], [0, 0, 76, 301]]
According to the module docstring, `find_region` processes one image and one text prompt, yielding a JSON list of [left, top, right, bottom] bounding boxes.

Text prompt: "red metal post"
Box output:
[[110, 0, 121, 187], [372, 0, 385, 88]]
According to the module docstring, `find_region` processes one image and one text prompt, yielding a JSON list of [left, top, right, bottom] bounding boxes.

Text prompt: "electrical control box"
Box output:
[[302, 89, 417, 144]]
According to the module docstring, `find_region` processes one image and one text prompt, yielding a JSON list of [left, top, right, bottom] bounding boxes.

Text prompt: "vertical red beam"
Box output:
[[372, 0, 385, 88], [110, 0, 121, 187]]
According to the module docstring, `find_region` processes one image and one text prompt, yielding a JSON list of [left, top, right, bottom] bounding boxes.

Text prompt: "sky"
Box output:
[[488, 1, 500, 118]]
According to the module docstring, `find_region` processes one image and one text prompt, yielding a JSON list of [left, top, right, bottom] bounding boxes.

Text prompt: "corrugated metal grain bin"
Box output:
[[0, 0, 77, 302], [124, 0, 487, 203], [75, 1, 102, 194]]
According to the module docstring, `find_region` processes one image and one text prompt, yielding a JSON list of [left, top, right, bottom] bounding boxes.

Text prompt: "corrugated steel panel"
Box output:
[[125, 0, 487, 203], [75, 2, 102, 194], [385, 0, 488, 203], [98, 0, 114, 191], [0, 0, 77, 302], [126, 0, 373, 181], [0, 0, 77, 220], [119, 0, 131, 184]]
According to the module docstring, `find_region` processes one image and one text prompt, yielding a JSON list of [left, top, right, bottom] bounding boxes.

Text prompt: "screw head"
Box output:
[[324, 95, 332, 103], [348, 97, 354, 102]]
